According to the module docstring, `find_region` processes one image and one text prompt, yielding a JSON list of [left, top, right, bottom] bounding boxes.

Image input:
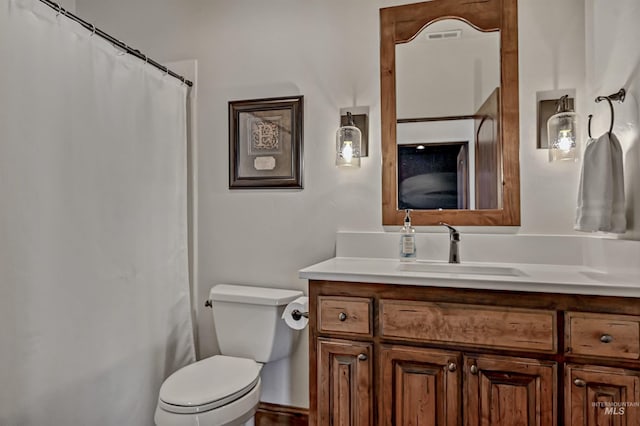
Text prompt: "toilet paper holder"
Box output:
[[291, 309, 309, 321]]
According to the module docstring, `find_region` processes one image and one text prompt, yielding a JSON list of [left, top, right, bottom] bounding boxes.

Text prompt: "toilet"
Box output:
[[154, 284, 304, 426]]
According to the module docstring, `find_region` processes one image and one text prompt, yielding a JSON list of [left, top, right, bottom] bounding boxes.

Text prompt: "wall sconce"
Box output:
[[336, 109, 368, 167], [547, 94, 578, 162]]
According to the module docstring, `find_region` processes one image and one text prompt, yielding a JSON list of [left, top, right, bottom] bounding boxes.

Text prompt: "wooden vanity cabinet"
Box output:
[[309, 280, 640, 426], [379, 345, 461, 426], [565, 364, 640, 425], [465, 354, 556, 426], [317, 338, 373, 426]]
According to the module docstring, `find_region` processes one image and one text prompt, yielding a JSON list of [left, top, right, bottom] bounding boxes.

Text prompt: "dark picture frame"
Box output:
[[229, 95, 304, 189]]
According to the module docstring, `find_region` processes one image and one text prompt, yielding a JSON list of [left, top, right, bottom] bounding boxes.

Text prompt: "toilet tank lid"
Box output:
[[210, 284, 303, 306]]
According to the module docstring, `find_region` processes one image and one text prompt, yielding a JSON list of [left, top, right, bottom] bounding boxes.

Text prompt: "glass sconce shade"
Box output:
[[336, 116, 362, 167], [547, 95, 578, 162]]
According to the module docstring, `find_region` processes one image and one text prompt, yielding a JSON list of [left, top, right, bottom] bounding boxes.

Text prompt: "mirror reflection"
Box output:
[[395, 20, 502, 210]]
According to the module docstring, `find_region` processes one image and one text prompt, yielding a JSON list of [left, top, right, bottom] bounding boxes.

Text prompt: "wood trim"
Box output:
[[255, 402, 309, 426], [380, 0, 501, 43], [500, 0, 521, 225], [380, 7, 397, 226], [380, 0, 520, 226], [308, 284, 319, 426]]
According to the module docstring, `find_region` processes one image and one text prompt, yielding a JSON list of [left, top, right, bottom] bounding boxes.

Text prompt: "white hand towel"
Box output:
[[574, 132, 626, 233], [609, 132, 626, 233]]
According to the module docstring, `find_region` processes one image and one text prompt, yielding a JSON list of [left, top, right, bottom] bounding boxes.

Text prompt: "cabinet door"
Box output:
[[566, 364, 640, 426], [464, 354, 556, 426], [317, 338, 373, 426], [379, 345, 460, 426]]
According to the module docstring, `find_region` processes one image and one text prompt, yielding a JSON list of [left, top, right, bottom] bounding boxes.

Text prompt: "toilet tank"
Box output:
[[209, 284, 304, 363]]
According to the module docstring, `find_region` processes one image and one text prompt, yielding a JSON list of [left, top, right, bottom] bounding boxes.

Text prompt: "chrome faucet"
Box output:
[[439, 223, 460, 264]]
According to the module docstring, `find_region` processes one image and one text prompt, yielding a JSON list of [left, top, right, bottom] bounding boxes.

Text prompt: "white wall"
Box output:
[[74, 0, 638, 409], [517, 0, 587, 235], [586, 0, 640, 240], [57, 0, 75, 11]]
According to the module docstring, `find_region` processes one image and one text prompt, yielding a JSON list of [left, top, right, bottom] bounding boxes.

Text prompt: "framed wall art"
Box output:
[[229, 95, 304, 189]]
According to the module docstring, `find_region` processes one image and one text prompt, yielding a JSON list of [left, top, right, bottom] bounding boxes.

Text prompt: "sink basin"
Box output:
[[398, 262, 524, 277]]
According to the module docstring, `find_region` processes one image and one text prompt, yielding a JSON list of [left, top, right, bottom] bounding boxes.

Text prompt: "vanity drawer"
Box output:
[[317, 296, 372, 336], [380, 300, 557, 353], [565, 312, 640, 360]]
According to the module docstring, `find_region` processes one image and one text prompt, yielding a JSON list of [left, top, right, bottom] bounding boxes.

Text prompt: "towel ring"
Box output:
[[595, 88, 626, 134]]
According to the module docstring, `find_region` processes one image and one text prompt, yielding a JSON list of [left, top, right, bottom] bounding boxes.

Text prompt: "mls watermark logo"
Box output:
[[605, 406, 624, 416], [593, 401, 639, 415]]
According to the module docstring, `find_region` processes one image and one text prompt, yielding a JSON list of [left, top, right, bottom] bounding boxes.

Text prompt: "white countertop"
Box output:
[[299, 257, 640, 298]]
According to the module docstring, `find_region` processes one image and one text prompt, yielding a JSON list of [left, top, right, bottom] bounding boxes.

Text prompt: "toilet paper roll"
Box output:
[[282, 296, 309, 330]]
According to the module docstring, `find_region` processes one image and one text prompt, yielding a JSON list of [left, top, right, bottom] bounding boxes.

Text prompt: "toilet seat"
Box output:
[[154, 377, 261, 426], [158, 355, 261, 415]]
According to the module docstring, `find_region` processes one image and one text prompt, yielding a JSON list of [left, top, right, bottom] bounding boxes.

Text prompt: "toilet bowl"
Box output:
[[154, 356, 262, 426], [154, 284, 304, 426]]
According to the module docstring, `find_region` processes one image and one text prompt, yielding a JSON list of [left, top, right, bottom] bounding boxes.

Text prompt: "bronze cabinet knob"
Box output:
[[574, 378, 587, 387], [600, 334, 613, 343], [338, 312, 347, 321]]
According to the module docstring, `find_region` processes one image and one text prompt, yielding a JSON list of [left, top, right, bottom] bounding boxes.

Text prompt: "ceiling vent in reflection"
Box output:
[[423, 29, 462, 41]]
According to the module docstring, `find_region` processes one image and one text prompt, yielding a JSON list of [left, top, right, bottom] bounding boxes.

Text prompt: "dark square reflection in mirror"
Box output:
[[398, 142, 469, 210]]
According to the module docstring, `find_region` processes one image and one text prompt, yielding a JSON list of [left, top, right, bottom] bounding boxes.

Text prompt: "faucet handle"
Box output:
[[439, 222, 460, 241]]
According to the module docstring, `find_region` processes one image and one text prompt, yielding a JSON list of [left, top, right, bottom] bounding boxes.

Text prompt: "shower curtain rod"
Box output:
[[38, 0, 193, 87]]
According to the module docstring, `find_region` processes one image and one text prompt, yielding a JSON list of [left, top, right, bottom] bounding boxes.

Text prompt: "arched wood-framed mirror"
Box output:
[[380, 0, 520, 226]]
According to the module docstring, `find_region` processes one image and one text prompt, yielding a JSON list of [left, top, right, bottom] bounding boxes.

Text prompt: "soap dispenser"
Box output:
[[400, 209, 416, 262]]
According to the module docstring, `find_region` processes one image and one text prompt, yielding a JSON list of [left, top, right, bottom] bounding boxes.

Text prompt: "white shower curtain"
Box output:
[[0, 1, 195, 425]]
